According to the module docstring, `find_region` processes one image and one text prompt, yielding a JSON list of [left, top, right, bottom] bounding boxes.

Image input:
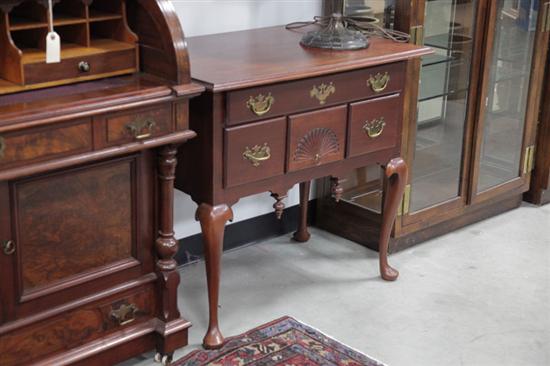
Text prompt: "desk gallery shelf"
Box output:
[[0, 0, 137, 95]]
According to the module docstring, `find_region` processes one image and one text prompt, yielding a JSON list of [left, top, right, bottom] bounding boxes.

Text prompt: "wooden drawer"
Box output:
[[0, 285, 155, 366], [104, 104, 173, 145], [225, 117, 287, 187], [0, 119, 92, 169], [348, 94, 403, 158], [287, 105, 347, 172], [24, 49, 137, 85], [226, 62, 405, 126]]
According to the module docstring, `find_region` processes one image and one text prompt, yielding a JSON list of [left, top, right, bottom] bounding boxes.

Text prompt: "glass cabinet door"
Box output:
[[475, 0, 538, 194], [408, 0, 478, 214]]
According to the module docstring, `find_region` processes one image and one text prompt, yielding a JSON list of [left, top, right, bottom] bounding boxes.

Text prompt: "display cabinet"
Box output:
[[526, 50, 550, 205], [318, 0, 549, 251]]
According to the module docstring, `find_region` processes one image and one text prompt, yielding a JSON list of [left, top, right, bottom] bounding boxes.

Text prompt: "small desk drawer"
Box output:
[[226, 62, 405, 126], [105, 104, 173, 145], [348, 94, 402, 158], [24, 49, 137, 85], [0, 119, 92, 169], [225, 117, 287, 188], [287, 105, 347, 172], [0, 285, 155, 366]]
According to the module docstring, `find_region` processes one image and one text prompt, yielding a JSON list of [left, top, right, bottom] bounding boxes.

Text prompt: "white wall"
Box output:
[[171, 0, 323, 239]]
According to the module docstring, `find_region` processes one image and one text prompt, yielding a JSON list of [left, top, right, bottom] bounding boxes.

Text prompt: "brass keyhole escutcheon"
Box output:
[[310, 82, 336, 105], [363, 117, 386, 138], [243, 143, 271, 167], [368, 72, 390, 93], [247, 93, 275, 116], [2, 240, 16, 256], [78, 61, 91, 73]]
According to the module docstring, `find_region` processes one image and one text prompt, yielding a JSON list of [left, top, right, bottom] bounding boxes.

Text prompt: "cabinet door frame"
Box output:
[[469, 0, 550, 205], [0, 152, 155, 322], [398, 0, 489, 233]]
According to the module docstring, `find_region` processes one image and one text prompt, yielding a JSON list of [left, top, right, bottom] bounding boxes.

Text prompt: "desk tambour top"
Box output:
[[187, 26, 432, 91]]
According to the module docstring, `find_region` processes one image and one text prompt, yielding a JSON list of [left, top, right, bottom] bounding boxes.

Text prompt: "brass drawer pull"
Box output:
[[247, 93, 275, 116], [110, 303, 139, 326], [2, 240, 16, 256], [126, 120, 156, 140], [0, 136, 5, 159], [363, 117, 386, 138], [243, 143, 271, 167], [310, 82, 336, 105], [368, 72, 390, 93], [78, 61, 91, 73]]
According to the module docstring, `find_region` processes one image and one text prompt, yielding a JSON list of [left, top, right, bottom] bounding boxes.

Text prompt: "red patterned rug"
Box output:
[[174, 316, 386, 366]]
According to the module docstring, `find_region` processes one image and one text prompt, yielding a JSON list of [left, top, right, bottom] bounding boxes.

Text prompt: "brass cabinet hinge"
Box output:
[[523, 145, 536, 175], [542, 2, 550, 33], [410, 25, 424, 45], [398, 184, 412, 216]]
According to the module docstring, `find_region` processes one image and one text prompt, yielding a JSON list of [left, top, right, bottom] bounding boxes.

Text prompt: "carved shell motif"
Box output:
[[294, 128, 340, 165]]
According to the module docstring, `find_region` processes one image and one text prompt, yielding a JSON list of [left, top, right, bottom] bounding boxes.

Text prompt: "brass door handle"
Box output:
[[0, 136, 5, 159], [363, 118, 386, 138], [2, 240, 15, 256], [368, 72, 390, 93], [110, 303, 139, 326], [126, 120, 156, 140], [247, 93, 275, 116], [310, 82, 336, 105], [243, 143, 271, 167]]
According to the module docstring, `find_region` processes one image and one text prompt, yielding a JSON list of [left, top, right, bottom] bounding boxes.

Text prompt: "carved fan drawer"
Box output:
[[348, 94, 403, 158], [103, 104, 173, 146], [0, 285, 155, 366], [24, 49, 137, 85], [226, 61, 405, 126], [0, 119, 92, 169], [224, 117, 287, 187], [287, 105, 347, 173]]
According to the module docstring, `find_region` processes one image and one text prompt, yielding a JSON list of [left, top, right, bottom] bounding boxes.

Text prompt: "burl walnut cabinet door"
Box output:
[[0, 153, 154, 321]]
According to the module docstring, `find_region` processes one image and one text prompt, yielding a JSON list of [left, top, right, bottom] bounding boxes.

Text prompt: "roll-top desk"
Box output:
[[0, 1, 203, 365], [176, 26, 431, 349]]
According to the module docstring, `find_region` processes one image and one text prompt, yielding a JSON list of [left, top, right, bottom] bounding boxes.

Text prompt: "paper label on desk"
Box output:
[[46, 32, 61, 64]]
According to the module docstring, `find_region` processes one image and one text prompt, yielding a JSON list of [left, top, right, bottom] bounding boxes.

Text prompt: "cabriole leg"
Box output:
[[379, 157, 408, 281], [196, 203, 233, 349]]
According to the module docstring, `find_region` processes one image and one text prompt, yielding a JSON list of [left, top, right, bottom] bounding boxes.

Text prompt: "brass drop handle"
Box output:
[[310, 82, 336, 105], [2, 240, 16, 256], [247, 93, 275, 116], [78, 61, 91, 73], [126, 120, 156, 140], [363, 117, 386, 138], [0, 136, 5, 159], [368, 72, 390, 93], [243, 143, 271, 167], [110, 303, 139, 326]]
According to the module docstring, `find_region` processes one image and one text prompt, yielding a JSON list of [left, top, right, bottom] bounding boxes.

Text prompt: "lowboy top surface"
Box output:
[[188, 26, 432, 91]]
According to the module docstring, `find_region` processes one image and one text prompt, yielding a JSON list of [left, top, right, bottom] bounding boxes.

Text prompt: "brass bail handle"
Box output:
[[363, 117, 386, 138], [243, 143, 271, 167], [368, 72, 390, 93], [126, 120, 156, 140], [110, 303, 139, 326], [0, 136, 5, 159], [247, 93, 275, 116]]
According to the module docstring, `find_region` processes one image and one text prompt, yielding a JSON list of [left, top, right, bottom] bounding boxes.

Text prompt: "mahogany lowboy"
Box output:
[[0, 1, 204, 365], [176, 26, 431, 349]]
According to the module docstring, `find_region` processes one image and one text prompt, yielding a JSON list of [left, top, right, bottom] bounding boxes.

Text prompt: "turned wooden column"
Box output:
[[196, 203, 234, 350], [156, 145, 181, 321], [293, 181, 311, 242], [379, 157, 408, 281]]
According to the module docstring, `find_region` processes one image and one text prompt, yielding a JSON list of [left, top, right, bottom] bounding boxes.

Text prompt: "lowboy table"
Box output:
[[176, 26, 431, 349]]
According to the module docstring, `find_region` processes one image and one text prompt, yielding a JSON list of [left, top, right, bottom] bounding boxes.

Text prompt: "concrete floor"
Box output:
[[123, 203, 550, 366]]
